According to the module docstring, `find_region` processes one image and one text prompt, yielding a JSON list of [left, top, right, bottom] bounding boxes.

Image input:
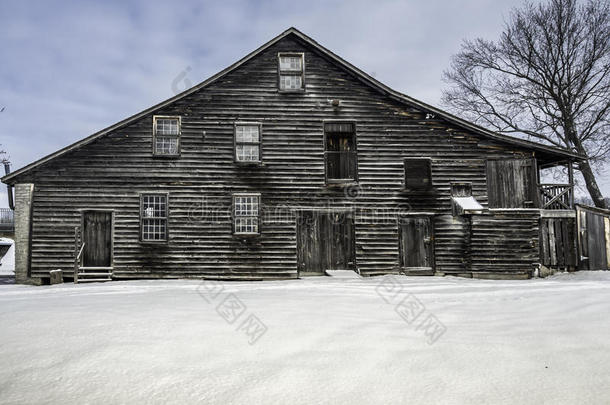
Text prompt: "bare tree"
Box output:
[[442, 0, 610, 208], [0, 107, 5, 161]]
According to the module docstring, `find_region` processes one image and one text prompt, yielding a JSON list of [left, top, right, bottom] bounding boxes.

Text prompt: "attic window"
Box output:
[[153, 116, 180, 156], [404, 158, 432, 189], [278, 53, 304, 91], [235, 123, 261, 163]]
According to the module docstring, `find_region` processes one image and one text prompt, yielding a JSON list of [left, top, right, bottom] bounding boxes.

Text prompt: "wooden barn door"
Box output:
[[82, 211, 113, 268], [297, 210, 355, 275], [486, 158, 537, 208], [327, 211, 355, 270], [399, 216, 434, 275]]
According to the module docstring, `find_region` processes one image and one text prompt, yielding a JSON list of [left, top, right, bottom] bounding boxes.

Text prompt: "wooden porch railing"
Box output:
[[538, 184, 574, 210], [74, 226, 85, 284]]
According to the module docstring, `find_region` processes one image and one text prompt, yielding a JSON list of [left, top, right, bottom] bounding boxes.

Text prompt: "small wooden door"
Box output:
[[327, 211, 355, 270], [82, 211, 113, 268], [399, 216, 434, 272], [297, 210, 355, 275], [486, 158, 537, 208]]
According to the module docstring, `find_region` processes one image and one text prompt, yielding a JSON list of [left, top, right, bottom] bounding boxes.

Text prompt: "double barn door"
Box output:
[[297, 210, 355, 275]]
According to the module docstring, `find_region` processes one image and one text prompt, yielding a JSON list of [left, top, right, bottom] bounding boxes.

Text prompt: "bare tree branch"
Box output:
[[442, 0, 610, 208]]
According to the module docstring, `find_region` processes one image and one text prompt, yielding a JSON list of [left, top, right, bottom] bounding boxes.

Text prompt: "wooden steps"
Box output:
[[76, 267, 112, 283]]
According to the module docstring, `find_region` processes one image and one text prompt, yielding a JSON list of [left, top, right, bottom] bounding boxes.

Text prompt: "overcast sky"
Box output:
[[1, 0, 606, 207]]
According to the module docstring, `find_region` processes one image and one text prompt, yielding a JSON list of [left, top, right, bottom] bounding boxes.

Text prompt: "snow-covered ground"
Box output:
[[1, 272, 609, 404]]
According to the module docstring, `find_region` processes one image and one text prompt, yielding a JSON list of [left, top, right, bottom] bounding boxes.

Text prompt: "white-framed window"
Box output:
[[234, 123, 261, 163], [140, 194, 168, 241], [278, 53, 304, 91], [153, 116, 180, 156], [233, 193, 260, 235]]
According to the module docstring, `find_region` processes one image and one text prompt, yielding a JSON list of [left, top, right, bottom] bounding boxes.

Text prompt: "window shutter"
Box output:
[[404, 159, 432, 189]]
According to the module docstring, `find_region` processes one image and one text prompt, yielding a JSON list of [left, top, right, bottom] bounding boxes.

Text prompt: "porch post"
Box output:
[[568, 160, 574, 208]]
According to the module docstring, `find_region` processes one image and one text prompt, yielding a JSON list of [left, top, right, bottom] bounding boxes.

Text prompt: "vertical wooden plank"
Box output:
[[540, 219, 549, 266], [74, 226, 79, 283], [556, 219, 566, 267], [548, 219, 557, 267], [568, 161, 575, 208], [605, 217, 610, 270], [564, 218, 576, 268]]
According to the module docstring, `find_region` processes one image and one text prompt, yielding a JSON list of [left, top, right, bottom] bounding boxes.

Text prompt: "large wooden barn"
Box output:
[[3, 27, 603, 284]]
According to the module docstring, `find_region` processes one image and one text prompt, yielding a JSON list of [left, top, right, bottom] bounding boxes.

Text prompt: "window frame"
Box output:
[[323, 120, 358, 185], [234, 122, 263, 164], [277, 52, 305, 93], [403, 158, 433, 190], [232, 193, 261, 236], [139, 192, 169, 243], [152, 115, 181, 157]]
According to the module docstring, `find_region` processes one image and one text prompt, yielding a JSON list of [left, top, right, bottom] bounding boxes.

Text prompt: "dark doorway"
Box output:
[[324, 122, 357, 183], [399, 216, 434, 274], [82, 211, 113, 268], [297, 210, 355, 276]]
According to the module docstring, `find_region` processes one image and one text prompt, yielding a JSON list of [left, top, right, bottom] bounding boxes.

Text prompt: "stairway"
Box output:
[[76, 267, 112, 283]]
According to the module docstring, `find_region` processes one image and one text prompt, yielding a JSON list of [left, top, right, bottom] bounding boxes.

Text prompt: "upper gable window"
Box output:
[[235, 123, 261, 163], [278, 53, 305, 91], [325, 122, 357, 183], [404, 158, 432, 190], [153, 116, 180, 156]]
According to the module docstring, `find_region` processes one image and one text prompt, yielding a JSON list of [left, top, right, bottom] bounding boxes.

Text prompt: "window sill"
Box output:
[[152, 154, 181, 159], [326, 180, 358, 187], [278, 88, 306, 94], [402, 187, 435, 193], [233, 233, 260, 239], [140, 240, 169, 245], [235, 161, 263, 167]]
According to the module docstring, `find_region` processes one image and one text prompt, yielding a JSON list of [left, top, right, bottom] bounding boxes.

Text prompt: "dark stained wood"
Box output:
[[297, 210, 354, 275], [576, 205, 610, 270], [470, 210, 539, 276], [3, 33, 585, 281], [82, 211, 112, 267], [486, 158, 537, 208], [540, 217, 576, 269], [587, 212, 607, 270], [399, 216, 433, 270]]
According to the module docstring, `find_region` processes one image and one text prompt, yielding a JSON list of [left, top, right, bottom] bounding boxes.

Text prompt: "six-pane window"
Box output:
[[153, 116, 180, 155], [278, 53, 304, 91], [235, 124, 261, 162], [234, 194, 260, 234], [141, 194, 168, 241]]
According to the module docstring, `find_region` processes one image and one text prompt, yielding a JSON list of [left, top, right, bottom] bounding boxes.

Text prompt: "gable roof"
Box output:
[[2, 27, 582, 184]]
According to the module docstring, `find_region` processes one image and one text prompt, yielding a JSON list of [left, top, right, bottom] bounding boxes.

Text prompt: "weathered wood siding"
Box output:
[[470, 210, 540, 277], [16, 34, 542, 280], [486, 158, 537, 208], [577, 205, 610, 270], [540, 216, 577, 269]]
